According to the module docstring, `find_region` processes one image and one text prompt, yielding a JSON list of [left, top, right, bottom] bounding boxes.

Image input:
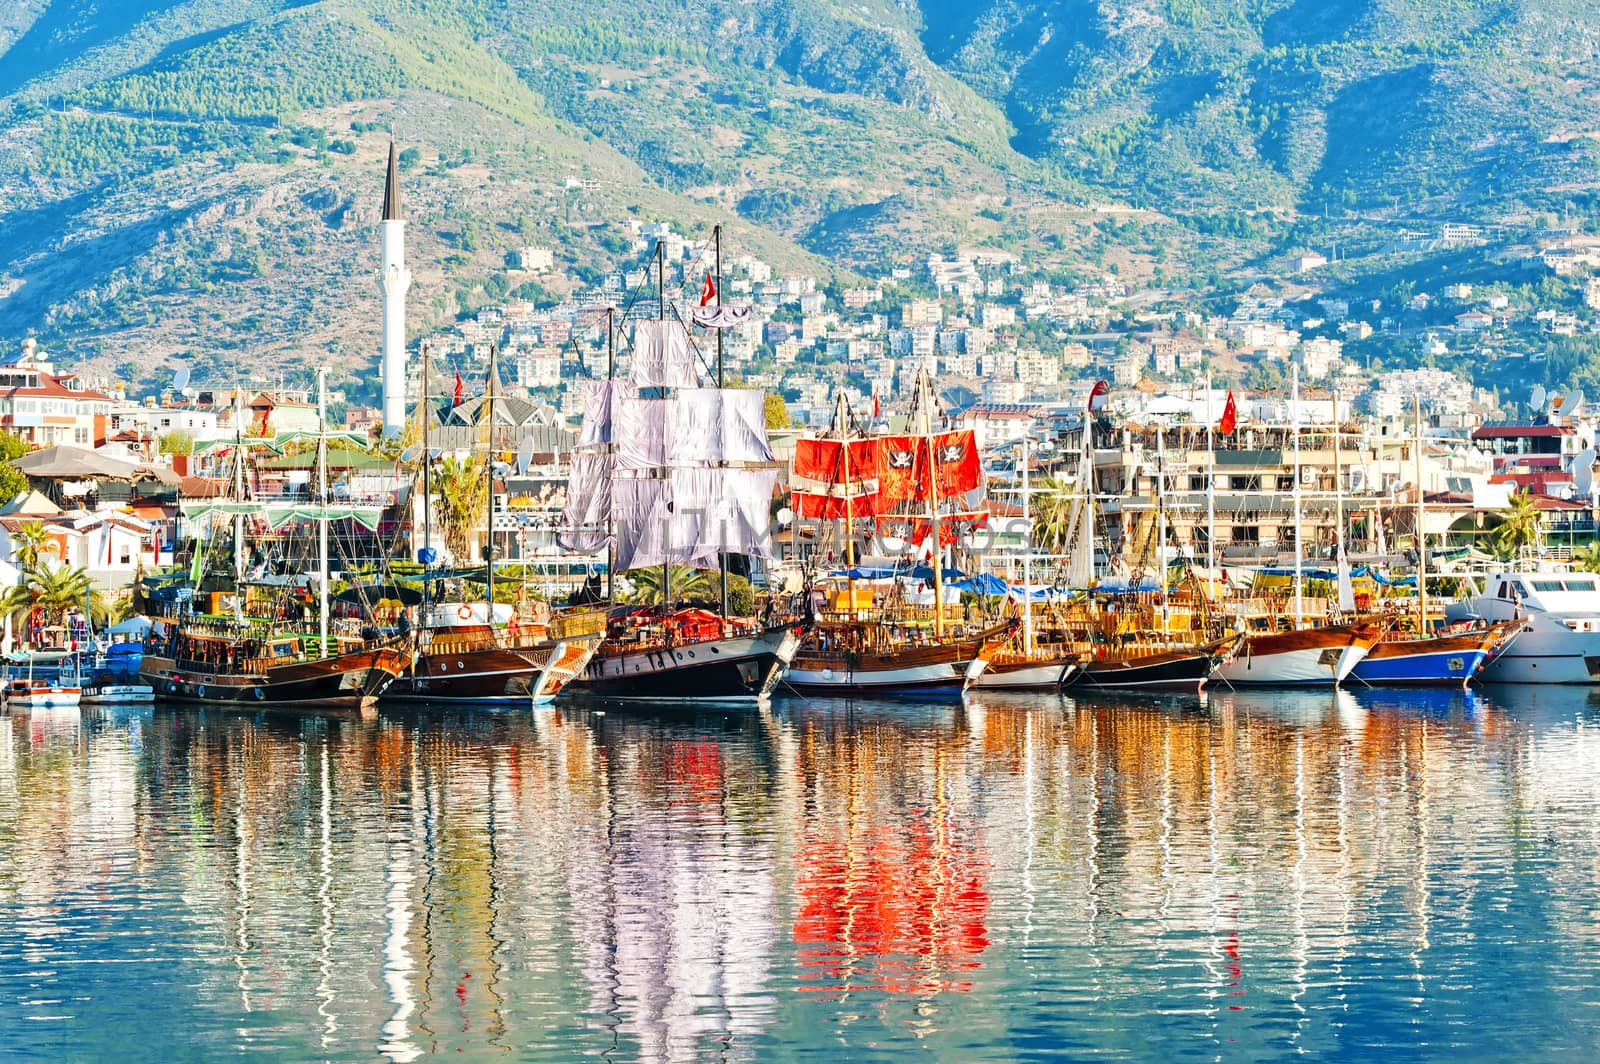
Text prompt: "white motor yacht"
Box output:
[[1448, 570, 1600, 683]]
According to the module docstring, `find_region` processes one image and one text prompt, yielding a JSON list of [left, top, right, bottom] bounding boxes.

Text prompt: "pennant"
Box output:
[[1087, 379, 1110, 413], [453, 371, 464, 409], [1218, 390, 1238, 435], [700, 272, 716, 307]]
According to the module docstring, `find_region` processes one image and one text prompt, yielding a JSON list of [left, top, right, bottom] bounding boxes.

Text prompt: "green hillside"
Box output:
[[1, 0, 1597, 389]]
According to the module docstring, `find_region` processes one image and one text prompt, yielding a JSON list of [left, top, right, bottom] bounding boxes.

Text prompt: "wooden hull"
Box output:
[[1349, 627, 1506, 687], [567, 627, 801, 703], [1075, 639, 1234, 692], [141, 641, 411, 712], [1211, 622, 1382, 687], [784, 624, 1005, 697], [382, 627, 604, 706], [968, 652, 1087, 691]]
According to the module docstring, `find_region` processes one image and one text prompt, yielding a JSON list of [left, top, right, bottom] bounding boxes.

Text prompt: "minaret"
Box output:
[[379, 141, 412, 437]]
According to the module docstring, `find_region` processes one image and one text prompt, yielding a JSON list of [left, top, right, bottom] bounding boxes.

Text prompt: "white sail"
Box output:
[[574, 380, 614, 448], [555, 453, 613, 553], [630, 320, 698, 388], [612, 477, 671, 572], [666, 466, 778, 564], [616, 396, 669, 470], [666, 388, 774, 466]]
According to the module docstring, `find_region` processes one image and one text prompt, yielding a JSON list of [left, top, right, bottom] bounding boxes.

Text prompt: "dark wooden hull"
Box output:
[[968, 651, 1088, 691], [1074, 639, 1236, 691], [382, 628, 604, 705], [566, 627, 802, 703], [784, 623, 1009, 697], [141, 641, 411, 712]]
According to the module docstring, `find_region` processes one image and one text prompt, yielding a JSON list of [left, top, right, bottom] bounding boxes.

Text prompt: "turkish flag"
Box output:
[[700, 273, 716, 307], [1218, 391, 1238, 435], [453, 371, 464, 408]]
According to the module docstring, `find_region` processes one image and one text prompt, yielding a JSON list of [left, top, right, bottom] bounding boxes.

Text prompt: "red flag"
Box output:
[[932, 430, 982, 496], [700, 273, 716, 307], [1217, 391, 1238, 435], [876, 435, 924, 504], [453, 371, 464, 408], [1087, 379, 1110, 413], [873, 392, 881, 419]]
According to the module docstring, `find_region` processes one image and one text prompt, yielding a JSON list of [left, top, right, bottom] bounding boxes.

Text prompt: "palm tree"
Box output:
[[431, 454, 487, 564], [26, 563, 95, 627], [625, 566, 717, 606], [11, 521, 53, 570], [1030, 476, 1079, 555], [1574, 540, 1600, 573], [1492, 490, 1542, 562]]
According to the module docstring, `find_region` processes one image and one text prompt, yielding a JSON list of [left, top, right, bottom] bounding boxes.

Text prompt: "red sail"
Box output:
[[875, 435, 925, 504], [793, 437, 880, 518], [932, 430, 982, 497]]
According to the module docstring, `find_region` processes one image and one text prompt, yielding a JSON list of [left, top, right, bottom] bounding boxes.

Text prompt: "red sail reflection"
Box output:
[[793, 814, 990, 995]]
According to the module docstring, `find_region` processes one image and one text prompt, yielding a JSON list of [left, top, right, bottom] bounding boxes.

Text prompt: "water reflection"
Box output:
[[3, 687, 1600, 1059]]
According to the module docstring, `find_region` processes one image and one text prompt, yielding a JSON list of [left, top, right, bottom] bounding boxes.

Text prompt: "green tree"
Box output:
[[624, 565, 716, 606], [764, 392, 792, 429], [1573, 540, 1600, 573], [1492, 490, 1542, 561], [0, 430, 29, 502], [432, 454, 486, 564], [10, 521, 53, 570], [159, 429, 194, 456], [1030, 476, 1079, 554]]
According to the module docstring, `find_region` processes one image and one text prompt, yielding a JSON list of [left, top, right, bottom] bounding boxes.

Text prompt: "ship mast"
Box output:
[[919, 370, 946, 639], [837, 391, 857, 620], [316, 367, 330, 653], [607, 308, 616, 610], [421, 341, 431, 621], [485, 343, 497, 621], [1415, 396, 1427, 631], [1291, 364, 1304, 628], [656, 240, 670, 610], [1021, 431, 1033, 655], [714, 225, 729, 620]]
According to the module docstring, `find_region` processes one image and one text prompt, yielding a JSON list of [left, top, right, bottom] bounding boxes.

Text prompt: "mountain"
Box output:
[[1, 0, 1597, 394]]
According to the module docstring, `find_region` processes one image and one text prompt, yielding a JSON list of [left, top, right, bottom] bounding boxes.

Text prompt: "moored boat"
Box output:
[[1075, 636, 1238, 691], [1210, 620, 1383, 687], [382, 601, 607, 706], [968, 646, 1089, 691], [784, 620, 1006, 697], [1452, 570, 1600, 684], [2, 676, 82, 710], [1348, 622, 1514, 687], [570, 607, 802, 702]]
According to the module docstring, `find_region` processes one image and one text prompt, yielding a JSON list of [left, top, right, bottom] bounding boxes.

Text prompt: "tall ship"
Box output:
[[141, 369, 411, 712], [782, 377, 1005, 697], [382, 343, 605, 706], [556, 229, 802, 702]]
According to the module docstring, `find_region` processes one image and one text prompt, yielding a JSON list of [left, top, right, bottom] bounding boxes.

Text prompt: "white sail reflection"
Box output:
[[378, 756, 422, 1063], [316, 741, 338, 1048]]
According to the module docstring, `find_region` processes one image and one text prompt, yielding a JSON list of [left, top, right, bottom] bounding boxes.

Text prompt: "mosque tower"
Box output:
[[379, 141, 411, 437]]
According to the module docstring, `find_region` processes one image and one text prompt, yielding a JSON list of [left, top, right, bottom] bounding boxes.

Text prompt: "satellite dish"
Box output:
[[1570, 389, 1586, 418], [491, 460, 512, 479], [173, 366, 191, 393], [1577, 463, 1594, 498], [400, 445, 419, 463], [515, 435, 535, 475], [1531, 383, 1547, 412]]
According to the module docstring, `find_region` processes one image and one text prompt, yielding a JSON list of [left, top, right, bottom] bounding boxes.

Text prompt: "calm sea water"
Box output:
[[4, 687, 1600, 1062]]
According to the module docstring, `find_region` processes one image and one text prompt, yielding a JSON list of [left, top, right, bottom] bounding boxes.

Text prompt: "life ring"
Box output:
[[457, 605, 474, 621]]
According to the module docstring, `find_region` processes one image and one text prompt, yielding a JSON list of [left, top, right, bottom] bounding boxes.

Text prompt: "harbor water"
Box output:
[[4, 687, 1600, 1061]]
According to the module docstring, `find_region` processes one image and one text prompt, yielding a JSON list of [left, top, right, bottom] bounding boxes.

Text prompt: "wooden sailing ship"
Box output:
[[556, 227, 801, 703], [142, 369, 411, 712]]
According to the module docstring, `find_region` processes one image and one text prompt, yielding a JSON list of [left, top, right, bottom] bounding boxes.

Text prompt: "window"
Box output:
[[1231, 526, 1258, 545], [1189, 475, 1209, 491], [1563, 579, 1597, 592], [1532, 580, 1564, 592], [1277, 475, 1295, 490], [1230, 475, 1261, 491]]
